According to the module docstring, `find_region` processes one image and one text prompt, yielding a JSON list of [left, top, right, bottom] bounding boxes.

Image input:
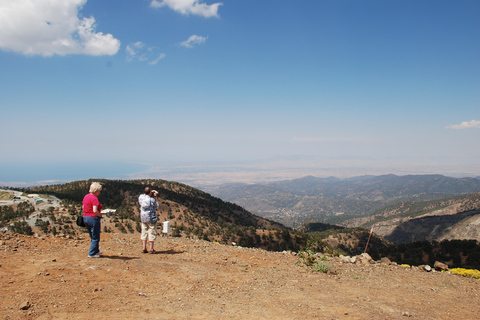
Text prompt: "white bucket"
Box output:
[[162, 221, 170, 233]]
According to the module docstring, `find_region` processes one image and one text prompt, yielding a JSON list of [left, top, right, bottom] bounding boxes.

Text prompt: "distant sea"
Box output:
[[0, 162, 149, 183]]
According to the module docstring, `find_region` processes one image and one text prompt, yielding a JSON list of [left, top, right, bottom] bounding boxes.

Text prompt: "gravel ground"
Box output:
[[1, 231, 479, 320]]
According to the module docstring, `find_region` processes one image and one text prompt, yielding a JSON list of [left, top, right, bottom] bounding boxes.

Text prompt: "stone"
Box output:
[[327, 268, 338, 275], [419, 265, 432, 272], [20, 301, 31, 310], [339, 255, 352, 263], [434, 261, 449, 271], [380, 257, 391, 265]]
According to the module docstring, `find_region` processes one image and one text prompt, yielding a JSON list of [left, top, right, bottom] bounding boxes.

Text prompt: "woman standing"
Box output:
[[83, 182, 103, 258]]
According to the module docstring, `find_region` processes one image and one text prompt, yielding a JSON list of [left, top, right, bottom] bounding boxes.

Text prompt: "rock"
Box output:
[[359, 253, 373, 262], [419, 265, 432, 272], [380, 257, 392, 265], [339, 255, 352, 263], [434, 261, 449, 271], [20, 301, 31, 310], [327, 268, 338, 275]]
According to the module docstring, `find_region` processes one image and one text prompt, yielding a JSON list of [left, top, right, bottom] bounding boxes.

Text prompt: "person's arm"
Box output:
[[153, 193, 159, 208], [93, 205, 102, 217]]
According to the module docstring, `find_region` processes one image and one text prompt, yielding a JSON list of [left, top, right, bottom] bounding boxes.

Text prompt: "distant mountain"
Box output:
[[384, 210, 480, 244], [202, 174, 480, 228], [339, 190, 480, 245]]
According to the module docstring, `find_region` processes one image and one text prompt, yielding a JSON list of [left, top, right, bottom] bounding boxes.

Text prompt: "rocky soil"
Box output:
[[1, 231, 479, 320]]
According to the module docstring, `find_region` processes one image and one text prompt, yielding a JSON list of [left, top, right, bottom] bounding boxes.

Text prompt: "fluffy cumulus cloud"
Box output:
[[150, 0, 222, 18], [0, 0, 120, 57], [126, 41, 166, 65], [446, 120, 480, 130], [180, 35, 207, 48]]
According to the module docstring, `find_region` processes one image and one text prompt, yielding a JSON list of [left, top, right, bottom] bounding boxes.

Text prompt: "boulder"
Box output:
[[359, 253, 373, 262], [419, 265, 432, 272], [339, 255, 355, 263], [357, 253, 373, 265], [434, 261, 449, 271]]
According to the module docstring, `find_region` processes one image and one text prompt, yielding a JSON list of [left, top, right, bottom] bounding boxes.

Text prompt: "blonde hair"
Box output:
[[89, 182, 103, 193]]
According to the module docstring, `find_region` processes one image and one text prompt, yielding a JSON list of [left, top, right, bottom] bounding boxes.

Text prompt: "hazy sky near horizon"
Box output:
[[1, 0, 479, 180]]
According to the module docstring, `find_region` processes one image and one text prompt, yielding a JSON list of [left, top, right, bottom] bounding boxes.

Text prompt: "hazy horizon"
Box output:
[[2, 156, 479, 188], [1, 1, 479, 185]]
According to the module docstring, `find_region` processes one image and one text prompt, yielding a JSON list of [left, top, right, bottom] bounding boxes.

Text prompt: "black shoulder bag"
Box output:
[[76, 208, 85, 227]]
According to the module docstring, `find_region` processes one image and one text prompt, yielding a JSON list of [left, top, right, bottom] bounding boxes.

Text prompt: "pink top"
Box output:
[[83, 193, 102, 217]]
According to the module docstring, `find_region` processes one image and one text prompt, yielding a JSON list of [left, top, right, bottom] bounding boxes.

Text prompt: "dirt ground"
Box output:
[[1, 231, 479, 320]]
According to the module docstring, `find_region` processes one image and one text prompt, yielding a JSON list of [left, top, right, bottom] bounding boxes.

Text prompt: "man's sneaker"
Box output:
[[97, 251, 103, 255], [88, 254, 100, 258]]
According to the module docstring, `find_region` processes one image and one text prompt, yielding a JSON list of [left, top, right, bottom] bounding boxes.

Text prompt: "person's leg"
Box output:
[[148, 223, 157, 252], [84, 216, 94, 240], [141, 222, 148, 252], [84, 216, 99, 257], [89, 217, 101, 256]]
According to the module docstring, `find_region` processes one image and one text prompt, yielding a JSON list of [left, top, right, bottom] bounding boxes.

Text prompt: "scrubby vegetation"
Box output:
[[299, 224, 480, 270], [1, 179, 479, 270], [448, 268, 480, 280], [378, 239, 480, 270], [22, 179, 304, 251], [0, 201, 34, 228]]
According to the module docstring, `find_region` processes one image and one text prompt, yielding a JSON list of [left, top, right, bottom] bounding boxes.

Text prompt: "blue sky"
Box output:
[[0, 0, 479, 183]]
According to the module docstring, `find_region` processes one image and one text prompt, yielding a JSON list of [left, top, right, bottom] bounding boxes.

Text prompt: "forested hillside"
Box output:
[[24, 179, 303, 251], [2, 178, 480, 269]]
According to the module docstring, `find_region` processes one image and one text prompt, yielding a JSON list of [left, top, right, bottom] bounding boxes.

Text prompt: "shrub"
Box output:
[[312, 261, 332, 273], [448, 268, 480, 280]]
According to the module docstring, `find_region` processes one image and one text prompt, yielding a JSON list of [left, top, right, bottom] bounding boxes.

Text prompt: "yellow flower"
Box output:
[[448, 268, 480, 279]]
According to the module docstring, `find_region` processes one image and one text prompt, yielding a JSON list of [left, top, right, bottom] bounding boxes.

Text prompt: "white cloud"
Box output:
[[446, 120, 480, 130], [150, 53, 166, 65], [126, 41, 165, 65], [0, 0, 120, 57], [150, 0, 222, 18], [126, 42, 145, 61], [292, 136, 372, 143], [180, 35, 207, 48]]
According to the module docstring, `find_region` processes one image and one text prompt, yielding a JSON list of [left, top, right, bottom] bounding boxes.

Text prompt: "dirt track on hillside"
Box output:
[[1, 232, 479, 320]]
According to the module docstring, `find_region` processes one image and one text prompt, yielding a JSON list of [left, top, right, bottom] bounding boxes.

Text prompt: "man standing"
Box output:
[[138, 186, 159, 254]]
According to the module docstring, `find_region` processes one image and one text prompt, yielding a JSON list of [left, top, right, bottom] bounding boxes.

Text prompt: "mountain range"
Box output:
[[202, 174, 480, 228], [2, 177, 480, 268], [340, 190, 480, 245]]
